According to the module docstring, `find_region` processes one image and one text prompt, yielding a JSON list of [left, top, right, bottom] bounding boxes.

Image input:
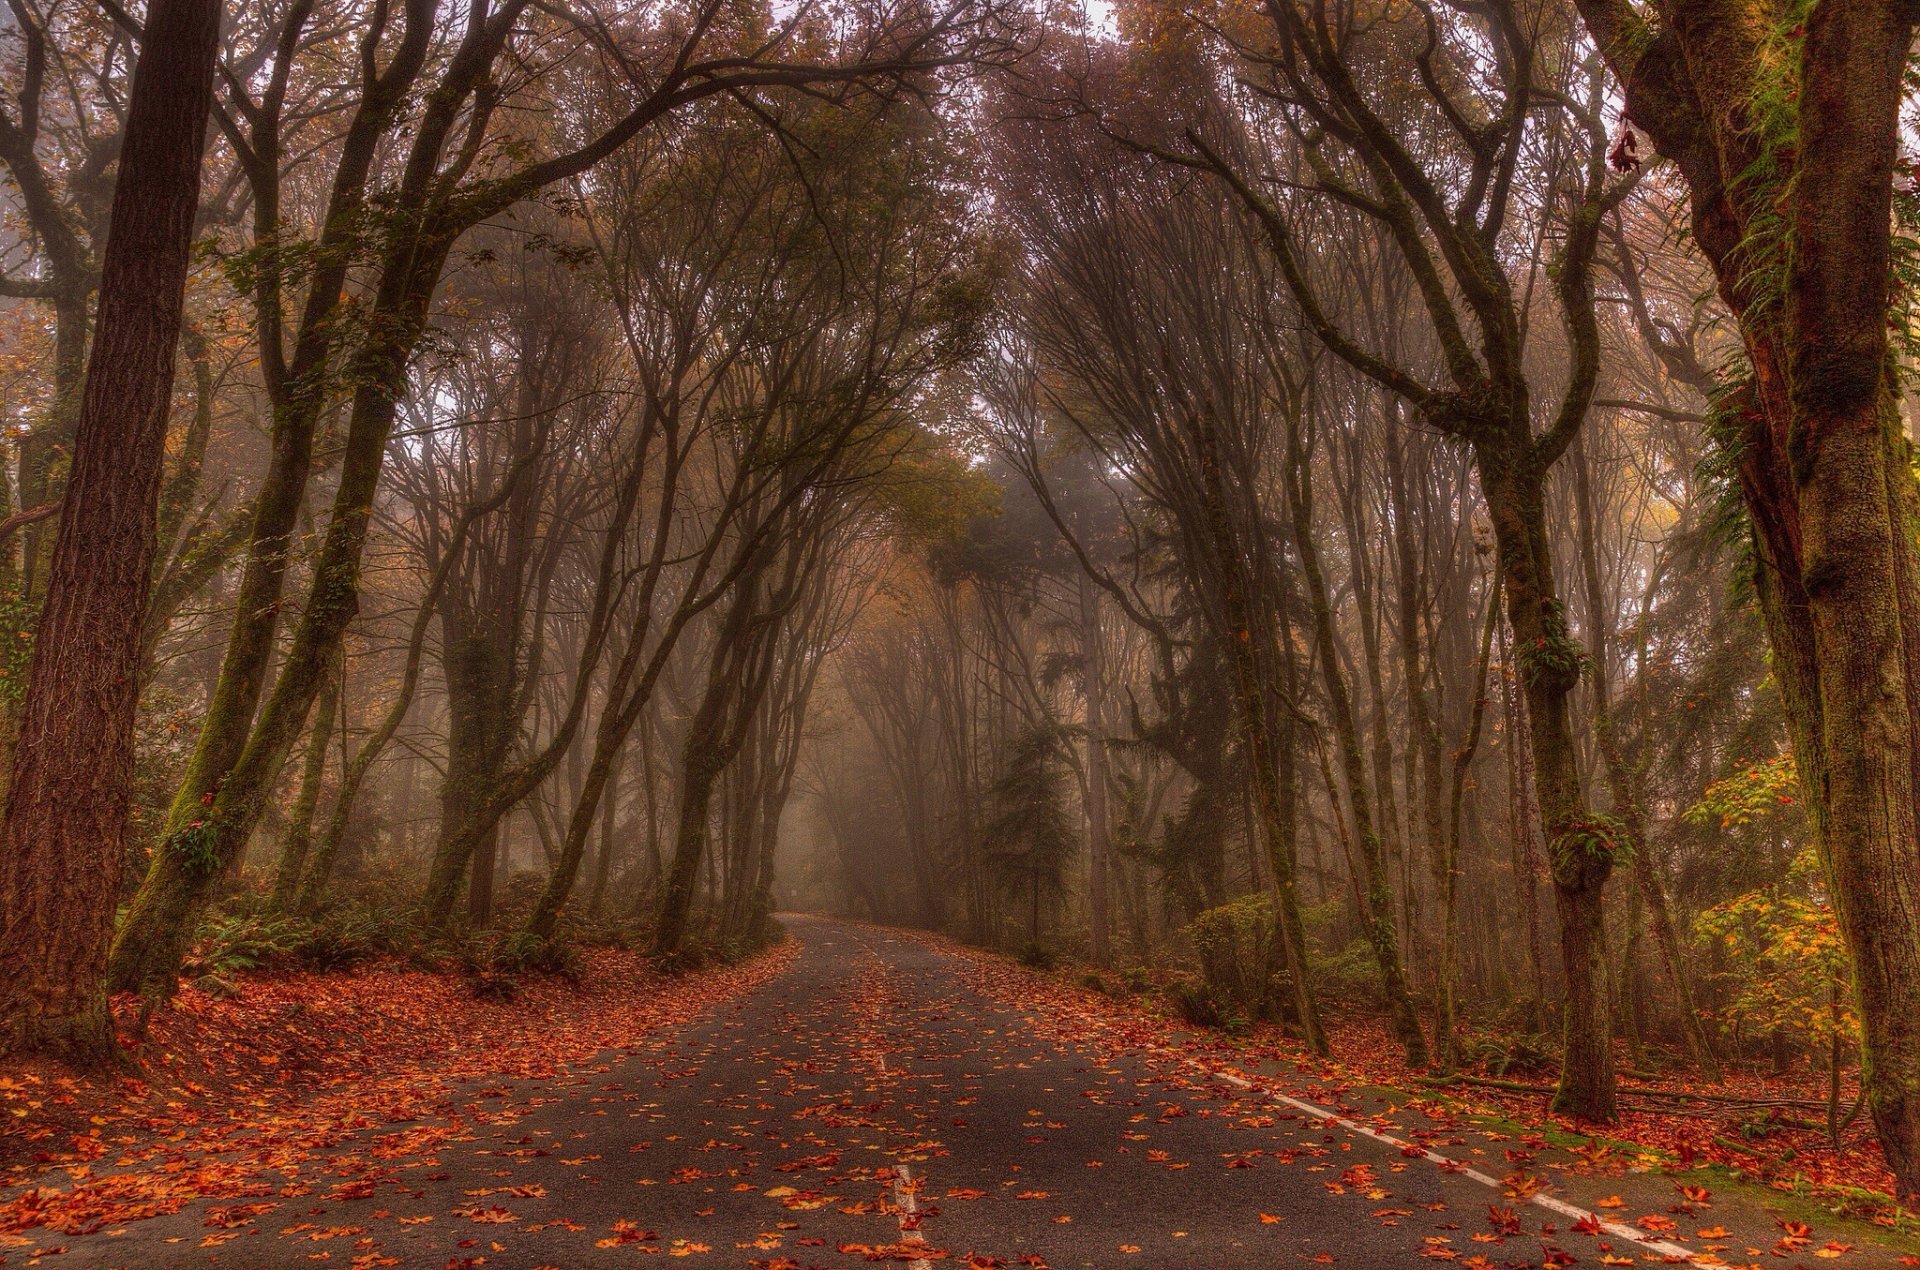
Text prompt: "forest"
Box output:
[[2, 0, 1920, 1256]]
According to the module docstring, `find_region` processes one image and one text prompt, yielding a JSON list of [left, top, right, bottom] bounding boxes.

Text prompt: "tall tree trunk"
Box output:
[[1286, 405, 1427, 1065], [1192, 417, 1325, 1052], [1077, 572, 1113, 965], [272, 653, 341, 908], [0, 0, 220, 1058], [526, 725, 626, 942], [1435, 558, 1499, 1072], [1481, 453, 1616, 1122], [420, 626, 521, 926], [108, 268, 447, 993], [1570, 441, 1720, 1077], [587, 750, 624, 918], [654, 729, 728, 959], [1385, 425, 1447, 991], [1580, 0, 1920, 1196]]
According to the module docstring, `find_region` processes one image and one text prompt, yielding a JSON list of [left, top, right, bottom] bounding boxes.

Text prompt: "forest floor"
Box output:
[[0, 917, 1908, 1269]]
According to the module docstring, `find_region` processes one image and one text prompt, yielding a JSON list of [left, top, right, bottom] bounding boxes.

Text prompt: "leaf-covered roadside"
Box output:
[[0, 941, 794, 1245], [939, 933, 1915, 1251]]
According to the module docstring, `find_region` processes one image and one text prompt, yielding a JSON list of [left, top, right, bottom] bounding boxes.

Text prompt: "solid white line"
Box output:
[[1183, 1059, 1713, 1266], [890, 1163, 935, 1270]]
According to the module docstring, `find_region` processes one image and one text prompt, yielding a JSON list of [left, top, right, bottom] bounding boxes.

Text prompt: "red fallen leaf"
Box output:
[[455, 1206, 516, 1224], [1486, 1206, 1521, 1236], [1572, 1214, 1603, 1236], [839, 1242, 954, 1261], [595, 1220, 658, 1247]]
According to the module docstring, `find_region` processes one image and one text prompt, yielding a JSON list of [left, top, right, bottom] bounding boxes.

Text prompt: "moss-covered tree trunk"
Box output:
[[108, 247, 448, 995], [271, 654, 341, 908], [1481, 451, 1617, 1122], [1580, 0, 1920, 1196]]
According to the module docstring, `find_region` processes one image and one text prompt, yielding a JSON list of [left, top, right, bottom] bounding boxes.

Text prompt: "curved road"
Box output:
[[52, 916, 1894, 1268]]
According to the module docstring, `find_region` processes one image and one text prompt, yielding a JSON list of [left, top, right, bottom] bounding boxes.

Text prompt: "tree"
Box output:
[[106, 0, 999, 996], [0, 0, 222, 1058], [1575, 0, 1920, 1198], [1141, 0, 1637, 1116]]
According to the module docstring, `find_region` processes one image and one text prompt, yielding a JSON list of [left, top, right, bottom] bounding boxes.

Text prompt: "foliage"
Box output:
[[0, 589, 37, 705], [1184, 893, 1282, 1023], [1019, 941, 1059, 971], [165, 821, 223, 878], [1514, 600, 1589, 690], [1457, 1028, 1560, 1079], [183, 908, 381, 980], [481, 930, 583, 981], [1684, 753, 1799, 830], [1548, 812, 1633, 875], [982, 723, 1079, 933], [1170, 977, 1231, 1030], [1693, 847, 1858, 1054]]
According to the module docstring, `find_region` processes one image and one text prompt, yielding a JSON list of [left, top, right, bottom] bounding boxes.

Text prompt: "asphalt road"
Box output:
[[33, 916, 1891, 1268]]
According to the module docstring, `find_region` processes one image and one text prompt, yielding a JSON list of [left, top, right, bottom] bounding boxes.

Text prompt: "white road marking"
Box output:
[[1188, 1059, 1712, 1266], [850, 925, 1707, 1265], [891, 1163, 935, 1270]]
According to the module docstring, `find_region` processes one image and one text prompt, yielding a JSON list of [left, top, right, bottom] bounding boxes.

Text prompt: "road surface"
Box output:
[[29, 916, 1893, 1268]]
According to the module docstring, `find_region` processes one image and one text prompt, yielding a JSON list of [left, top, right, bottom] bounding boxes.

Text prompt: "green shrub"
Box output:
[[1018, 941, 1058, 971], [1458, 1028, 1558, 1078], [1184, 894, 1285, 1021], [184, 909, 379, 978], [483, 930, 582, 979], [1171, 978, 1224, 1028]]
